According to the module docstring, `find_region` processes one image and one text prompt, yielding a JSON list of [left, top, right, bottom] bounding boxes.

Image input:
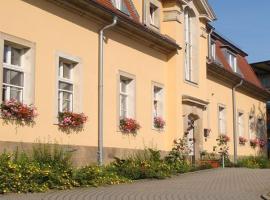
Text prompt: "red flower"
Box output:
[[119, 118, 140, 135], [250, 138, 259, 148], [153, 117, 165, 129], [239, 136, 247, 145], [58, 112, 87, 130]]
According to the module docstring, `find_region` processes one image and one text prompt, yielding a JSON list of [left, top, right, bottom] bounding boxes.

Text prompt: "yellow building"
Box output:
[[0, 0, 268, 165]]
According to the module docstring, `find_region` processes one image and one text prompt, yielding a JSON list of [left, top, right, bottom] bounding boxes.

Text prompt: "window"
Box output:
[[210, 40, 216, 60], [218, 106, 226, 135], [237, 112, 244, 137], [58, 59, 74, 112], [184, 8, 192, 82], [152, 85, 164, 122], [248, 115, 256, 139], [111, 0, 129, 15], [227, 51, 237, 72], [119, 75, 135, 119], [2, 43, 24, 102], [149, 3, 158, 26]]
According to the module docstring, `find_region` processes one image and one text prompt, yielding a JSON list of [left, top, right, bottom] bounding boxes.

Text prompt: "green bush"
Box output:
[[237, 156, 270, 169], [74, 165, 130, 187], [109, 149, 175, 180]]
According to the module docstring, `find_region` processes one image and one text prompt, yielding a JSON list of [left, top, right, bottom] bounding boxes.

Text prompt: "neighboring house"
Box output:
[[251, 60, 270, 150], [0, 0, 268, 165]]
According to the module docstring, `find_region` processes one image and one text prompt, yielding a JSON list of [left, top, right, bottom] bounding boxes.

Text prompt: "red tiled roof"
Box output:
[[96, 0, 140, 22], [215, 40, 263, 89]]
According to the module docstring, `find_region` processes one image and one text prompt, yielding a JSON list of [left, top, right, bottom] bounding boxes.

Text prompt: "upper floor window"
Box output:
[[210, 40, 216, 60], [227, 51, 237, 72], [111, 0, 129, 15], [237, 112, 244, 137], [119, 74, 135, 119], [2, 43, 25, 102], [218, 105, 226, 135], [143, 0, 160, 30], [58, 58, 74, 112]]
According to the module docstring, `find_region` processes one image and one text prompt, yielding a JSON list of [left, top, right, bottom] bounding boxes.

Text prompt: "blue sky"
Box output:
[[208, 0, 270, 63]]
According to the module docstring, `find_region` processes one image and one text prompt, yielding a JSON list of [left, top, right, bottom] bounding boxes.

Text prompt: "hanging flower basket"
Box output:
[[258, 138, 267, 148], [119, 118, 140, 135], [204, 128, 211, 137], [0, 99, 37, 125], [239, 136, 247, 145], [58, 112, 87, 131], [216, 134, 230, 145], [250, 138, 259, 148], [153, 116, 165, 130]]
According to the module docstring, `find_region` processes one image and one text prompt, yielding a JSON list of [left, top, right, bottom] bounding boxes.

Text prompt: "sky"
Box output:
[[208, 0, 270, 63]]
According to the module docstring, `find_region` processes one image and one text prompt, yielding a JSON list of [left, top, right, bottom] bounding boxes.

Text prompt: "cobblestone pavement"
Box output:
[[1, 168, 270, 200]]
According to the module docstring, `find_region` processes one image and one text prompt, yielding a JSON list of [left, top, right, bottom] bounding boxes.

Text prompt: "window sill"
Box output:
[[149, 23, 160, 32], [184, 79, 199, 88], [152, 127, 165, 133]]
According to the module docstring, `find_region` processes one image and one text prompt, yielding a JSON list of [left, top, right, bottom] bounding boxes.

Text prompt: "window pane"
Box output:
[[59, 82, 73, 91], [3, 45, 8, 63], [120, 94, 127, 118], [63, 62, 72, 79], [2, 86, 7, 102], [10, 87, 22, 101], [120, 80, 127, 93], [3, 69, 24, 86], [59, 91, 72, 112], [11, 47, 21, 66]]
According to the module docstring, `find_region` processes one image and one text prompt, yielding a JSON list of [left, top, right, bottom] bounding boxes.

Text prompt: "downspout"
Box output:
[[232, 79, 243, 164], [98, 16, 118, 166]]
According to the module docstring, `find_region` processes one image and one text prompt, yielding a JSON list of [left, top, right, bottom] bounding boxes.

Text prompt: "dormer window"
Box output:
[[111, 0, 129, 15], [149, 3, 158, 26], [227, 51, 237, 72], [210, 40, 216, 60]]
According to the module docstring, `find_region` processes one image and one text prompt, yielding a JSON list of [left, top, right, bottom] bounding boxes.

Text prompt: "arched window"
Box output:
[[184, 8, 192, 81]]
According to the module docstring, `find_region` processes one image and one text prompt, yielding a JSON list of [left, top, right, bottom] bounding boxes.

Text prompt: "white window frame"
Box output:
[[248, 115, 256, 139], [118, 71, 135, 121], [237, 111, 244, 137], [152, 83, 164, 129], [112, 0, 122, 10], [58, 59, 74, 113], [210, 39, 216, 60], [119, 77, 129, 119], [149, 3, 158, 26], [184, 8, 192, 82], [2, 44, 24, 102], [218, 105, 226, 135], [227, 51, 237, 72]]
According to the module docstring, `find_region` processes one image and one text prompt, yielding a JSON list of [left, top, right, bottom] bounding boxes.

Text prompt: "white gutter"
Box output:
[[232, 79, 243, 164], [98, 16, 118, 166]]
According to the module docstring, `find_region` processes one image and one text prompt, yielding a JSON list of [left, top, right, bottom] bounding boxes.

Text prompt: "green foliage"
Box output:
[[237, 156, 270, 169], [74, 165, 130, 187]]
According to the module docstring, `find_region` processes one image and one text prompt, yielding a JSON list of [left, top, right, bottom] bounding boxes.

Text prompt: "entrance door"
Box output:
[[187, 118, 195, 162]]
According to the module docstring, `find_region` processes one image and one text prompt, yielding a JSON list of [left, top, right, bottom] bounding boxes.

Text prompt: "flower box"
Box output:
[[239, 136, 247, 145], [119, 118, 140, 135], [217, 134, 230, 144], [250, 138, 259, 148], [258, 138, 266, 148], [153, 117, 165, 130], [0, 99, 37, 125], [200, 160, 220, 168], [58, 112, 87, 130]]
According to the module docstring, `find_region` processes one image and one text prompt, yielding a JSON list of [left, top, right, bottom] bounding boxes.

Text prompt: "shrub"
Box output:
[[237, 156, 270, 169], [0, 99, 37, 125], [74, 165, 130, 187]]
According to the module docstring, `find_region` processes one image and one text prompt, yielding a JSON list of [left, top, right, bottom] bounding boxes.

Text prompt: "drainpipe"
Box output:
[[98, 16, 118, 166], [232, 79, 243, 164]]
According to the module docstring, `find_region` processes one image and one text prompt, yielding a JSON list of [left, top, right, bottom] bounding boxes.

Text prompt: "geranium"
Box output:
[[239, 136, 247, 145], [153, 117, 165, 129], [119, 118, 140, 135], [217, 134, 230, 145], [250, 138, 259, 148], [0, 99, 37, 124], [58, 112, 87, 130], [258, 138, 267, 148]]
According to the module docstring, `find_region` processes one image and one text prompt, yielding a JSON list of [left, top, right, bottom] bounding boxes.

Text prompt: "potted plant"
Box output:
[[58, 111, 87, 131], [239, 136, 247, 145], [258, 138, 267, 148], [153, 116, 165, 130], [119, 118, 140, 135], [250, 138, 259, 148], [0, 99, 37, 125]]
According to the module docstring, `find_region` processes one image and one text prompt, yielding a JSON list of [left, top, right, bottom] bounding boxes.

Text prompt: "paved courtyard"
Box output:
[[1, 168, 270, 200]]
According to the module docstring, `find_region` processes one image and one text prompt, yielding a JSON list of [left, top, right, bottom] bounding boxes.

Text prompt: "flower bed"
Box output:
[[119, 118, 140, 135], [0, 99, 37, 125], [153, 117, 165, 129], [239, 136, 247, 145], [58, 112, 87, 130]]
